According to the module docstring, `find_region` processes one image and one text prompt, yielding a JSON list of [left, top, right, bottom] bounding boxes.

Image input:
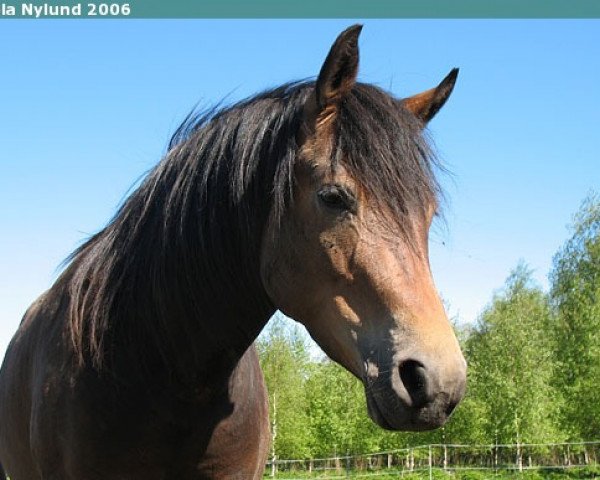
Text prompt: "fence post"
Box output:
[[443, 444, 448, 471], [334, 444, 341, 473], [345, 451, 350, 477], [271, 394, 277, 477], [516, 432, 523, 473], [442, 428, 448, 472], [515, 414, 523, 473], [428, 445, 433, 480], [494, 431, 498, 475]]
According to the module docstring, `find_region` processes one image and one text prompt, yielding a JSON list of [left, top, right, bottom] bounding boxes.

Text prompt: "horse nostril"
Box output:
[[399, 360, 431, 408]]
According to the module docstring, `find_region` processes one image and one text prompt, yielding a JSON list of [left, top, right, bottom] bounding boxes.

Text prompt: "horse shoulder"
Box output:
[[0, 288, 68, 479], [195, 345, 270, 479]]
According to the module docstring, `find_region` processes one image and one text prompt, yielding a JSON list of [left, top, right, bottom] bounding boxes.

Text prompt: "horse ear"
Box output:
[[402, 68, 459, 124], [315, 24, 362, 111]]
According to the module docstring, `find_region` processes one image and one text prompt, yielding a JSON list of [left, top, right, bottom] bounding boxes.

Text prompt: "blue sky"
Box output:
[[0, 20, 598, 357]]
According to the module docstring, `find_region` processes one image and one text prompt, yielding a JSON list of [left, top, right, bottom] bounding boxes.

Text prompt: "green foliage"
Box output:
[[465, 263, 561, 444], [453, 471, 488, 480], [437, 395, 488, 445], [550, 192, 600, 440], [257, 315, 312, 458], [304, 360, 381, 456]]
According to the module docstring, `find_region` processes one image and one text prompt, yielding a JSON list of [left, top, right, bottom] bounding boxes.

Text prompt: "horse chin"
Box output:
[[364, 387, 449, 432], [365, 389, 395, 430]]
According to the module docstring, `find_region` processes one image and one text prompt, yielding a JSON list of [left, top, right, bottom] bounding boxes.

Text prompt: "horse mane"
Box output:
[[62, 80, 441, 380]]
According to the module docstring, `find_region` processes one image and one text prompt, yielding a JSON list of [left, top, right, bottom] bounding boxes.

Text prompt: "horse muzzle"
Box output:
[[363, 354, 467, 431]]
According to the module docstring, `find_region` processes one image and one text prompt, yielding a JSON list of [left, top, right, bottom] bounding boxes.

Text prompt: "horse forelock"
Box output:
[[335, 83, 442, 240]]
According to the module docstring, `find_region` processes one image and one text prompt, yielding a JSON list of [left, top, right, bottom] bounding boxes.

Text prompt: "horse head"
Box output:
[[260, 25, 466, 431]]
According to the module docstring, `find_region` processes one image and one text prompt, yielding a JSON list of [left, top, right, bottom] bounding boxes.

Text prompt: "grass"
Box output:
[[265, 465, 600, 479]]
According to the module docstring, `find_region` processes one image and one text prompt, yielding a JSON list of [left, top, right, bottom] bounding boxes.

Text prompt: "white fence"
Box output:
[[266, 441, 600, 478]]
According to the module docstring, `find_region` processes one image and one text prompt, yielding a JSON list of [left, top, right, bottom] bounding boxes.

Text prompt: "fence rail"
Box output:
[[266, 441, 600, 478]]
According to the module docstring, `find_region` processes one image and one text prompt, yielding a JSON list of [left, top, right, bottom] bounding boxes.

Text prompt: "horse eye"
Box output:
[[317, 185, 356, 212]]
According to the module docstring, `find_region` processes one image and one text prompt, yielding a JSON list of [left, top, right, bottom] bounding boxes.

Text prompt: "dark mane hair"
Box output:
[[62, 80, 440, 378]]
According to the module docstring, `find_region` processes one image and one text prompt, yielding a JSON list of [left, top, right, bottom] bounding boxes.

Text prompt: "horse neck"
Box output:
[[69, 174, 276, 388], [117, 231, 274, 385]]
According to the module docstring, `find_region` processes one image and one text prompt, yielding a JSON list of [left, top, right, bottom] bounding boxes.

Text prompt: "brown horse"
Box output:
[[0, 25, 466, 479]]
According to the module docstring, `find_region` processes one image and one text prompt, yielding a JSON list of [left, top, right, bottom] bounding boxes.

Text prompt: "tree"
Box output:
[[257, 314, 312, 459], [465, 263, 561, 444], [304, 359, 384, 457], [550, 192, 600, 440]]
